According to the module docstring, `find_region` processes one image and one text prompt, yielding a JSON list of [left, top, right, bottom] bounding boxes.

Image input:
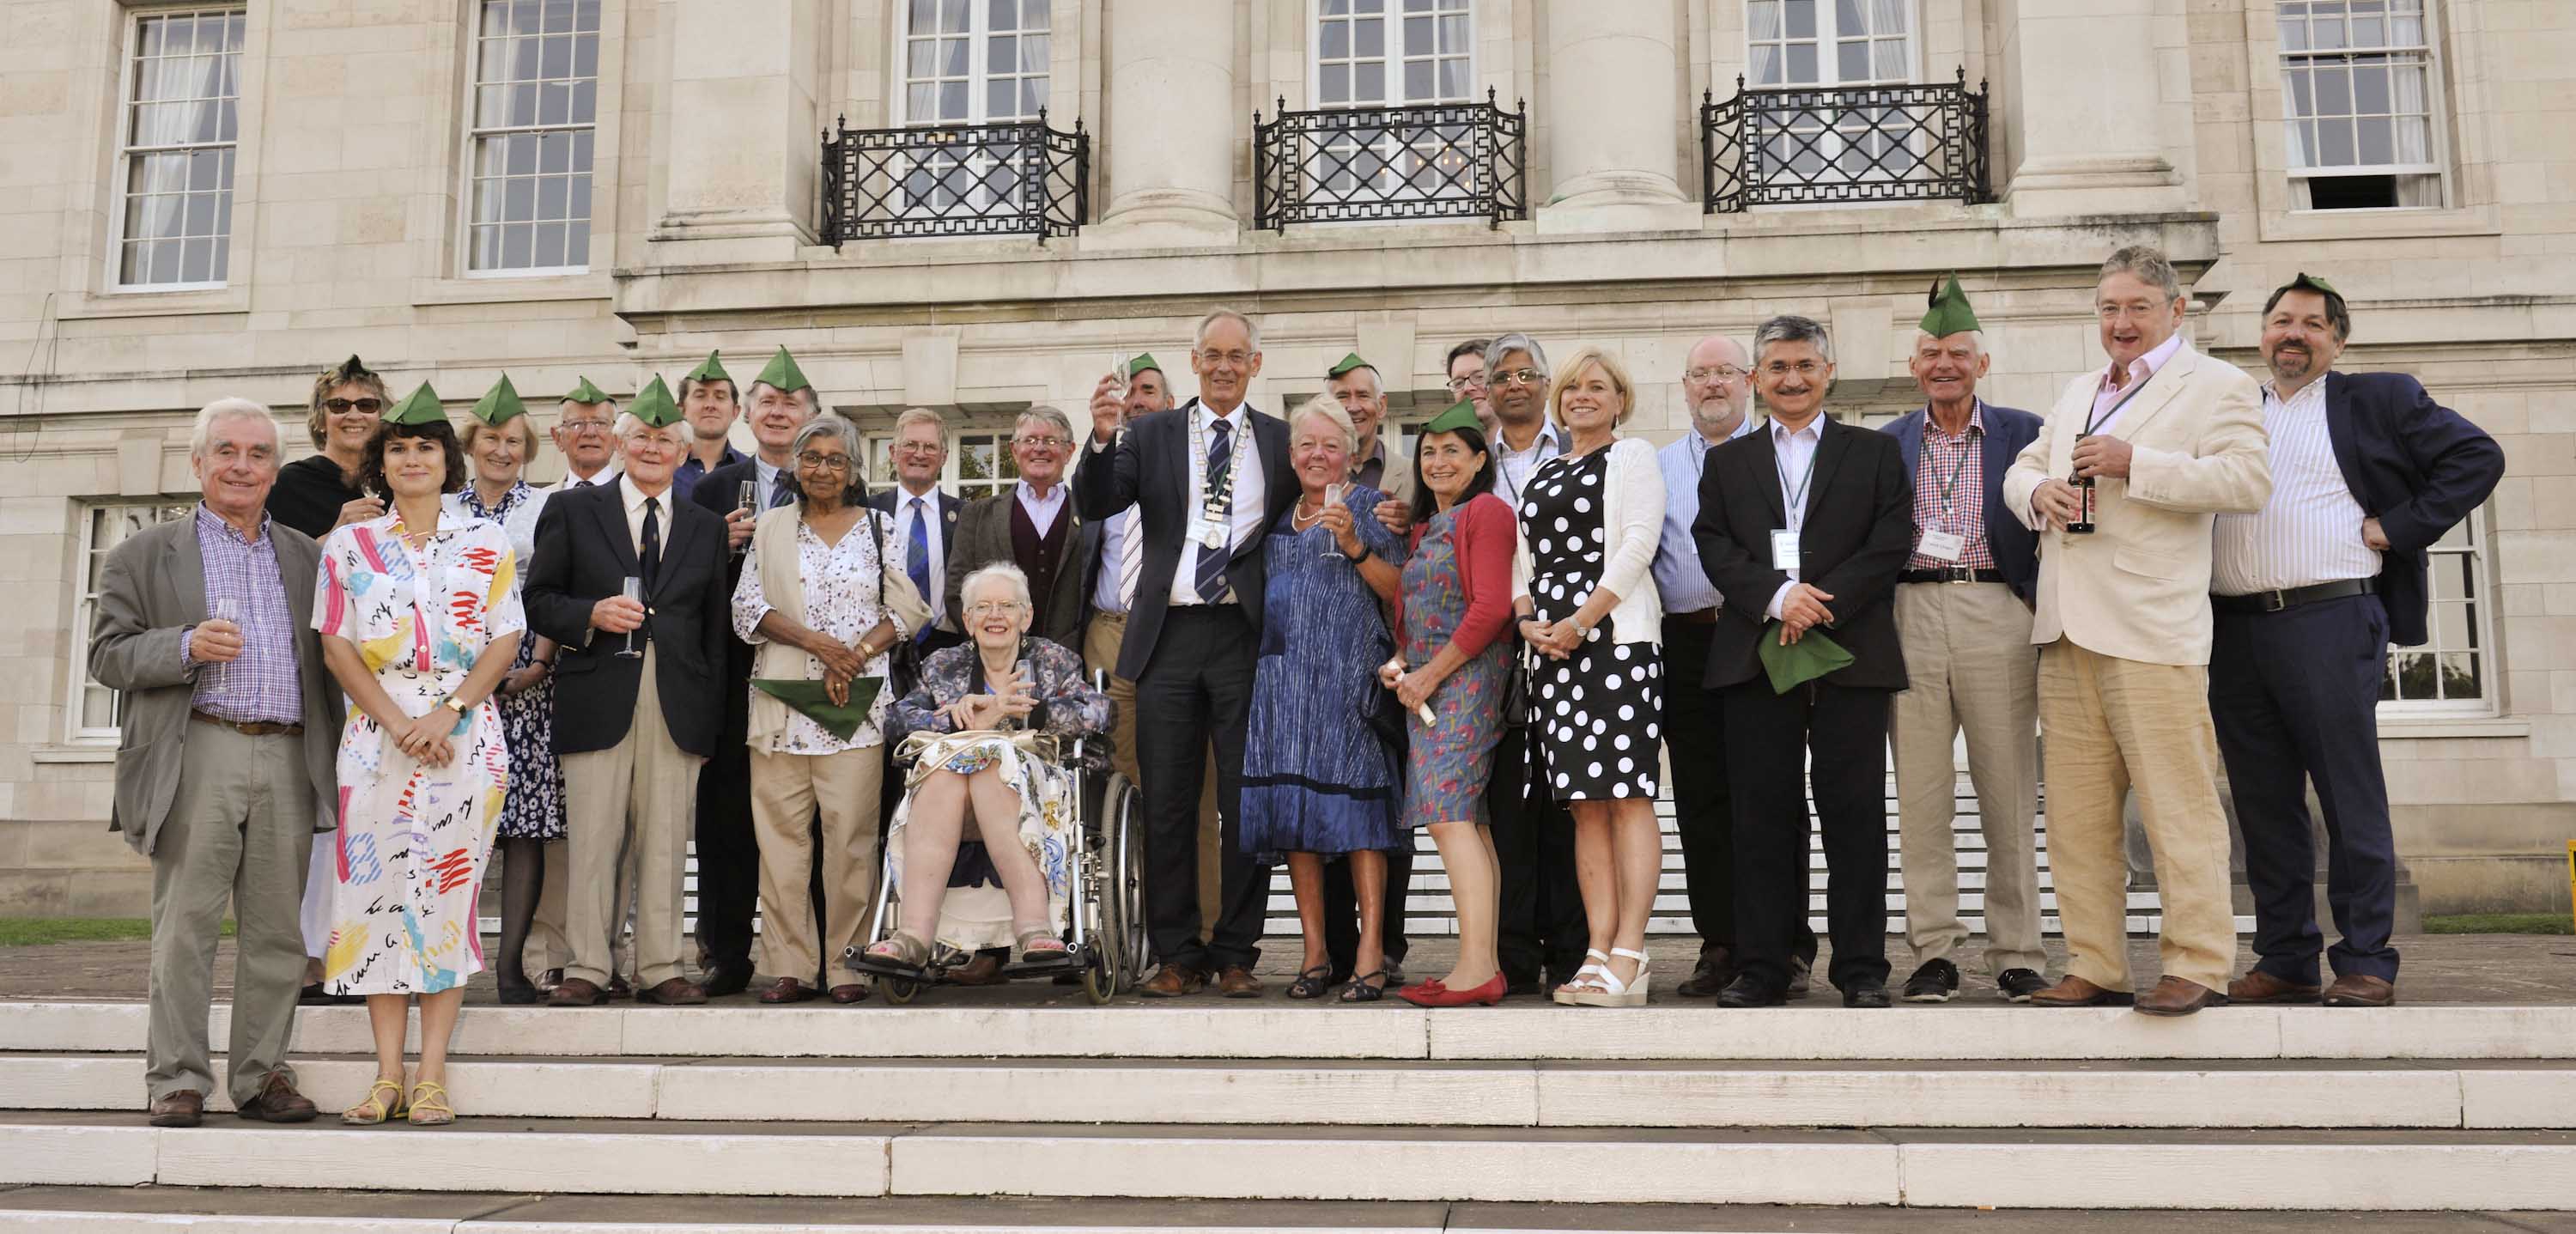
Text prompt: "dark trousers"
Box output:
[[2210, 593, 2399, 984], [692, 737, 762, 973], [1663, 616, 1815, 965], [1323, 841, 1413, 978], [1490, 723, 1586, 986], [1721, 680, 1892, 993], [1133, 606, 1268, 971]]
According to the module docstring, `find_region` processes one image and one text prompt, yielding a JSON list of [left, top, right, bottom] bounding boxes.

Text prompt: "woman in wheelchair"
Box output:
[[864, 563, 1110, 978]]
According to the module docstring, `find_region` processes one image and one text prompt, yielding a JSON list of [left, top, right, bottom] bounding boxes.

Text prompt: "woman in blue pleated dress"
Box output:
[[1240, 398, 1409, 1002]]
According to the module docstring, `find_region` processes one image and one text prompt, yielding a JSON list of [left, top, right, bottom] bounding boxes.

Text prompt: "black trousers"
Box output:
[[1720, 680, 1891, 993], [1133, 606, 1268, 971], [1322, 840, 1413, 977], [2210, 593, 2400, 984], [1663, 616, 1815, 964], [692, 734, 762, 974], [1490, 723, 1586, 986]]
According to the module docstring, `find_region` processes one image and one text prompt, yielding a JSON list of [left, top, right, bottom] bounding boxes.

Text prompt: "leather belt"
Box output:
[[190, 710, 302, 738], [2212, 577, 2374, 615], [1667, 608, 1720, 626], [1899, 568, 2008, 585]]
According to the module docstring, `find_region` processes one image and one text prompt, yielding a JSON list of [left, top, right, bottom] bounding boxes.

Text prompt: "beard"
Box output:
[[2267, 348, 2316, 383]]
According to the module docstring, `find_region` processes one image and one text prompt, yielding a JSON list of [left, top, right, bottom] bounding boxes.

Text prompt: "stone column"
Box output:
[[652, 0, 823, 263], [1084, 0, 1238, 249], [1996, 0, 2191, 216], [1535, 0, 1696, 234]]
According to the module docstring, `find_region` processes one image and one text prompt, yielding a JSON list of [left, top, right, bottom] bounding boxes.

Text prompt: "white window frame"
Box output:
[[1743, 0, 1924, 191], [67, 499, 198, 744], [863, 426, 1021, 502], [2380, 508, 2494, 717], [2275, 0, 2447, 210], [459, 0, 603, 278], [109, 6, 246, 293], [1304, 0, 1476, 112], [888, 0, 1054, 222]]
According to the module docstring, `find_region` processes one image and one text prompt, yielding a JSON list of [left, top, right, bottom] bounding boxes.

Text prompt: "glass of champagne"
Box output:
[[205, 596, 242, 692], [617, 576, 645, 659], [738, 479, 760, 514], [1319, 482, 1348, 560]]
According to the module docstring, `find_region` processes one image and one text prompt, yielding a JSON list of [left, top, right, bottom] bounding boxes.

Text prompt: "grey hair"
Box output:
[[1287, 394, 1358, 454], [1913, 329, 1988, 357], [790, 413, 862, 466], [959, 561, 1034, 611], [2099, 244, 2185, 303], [613, 412, 690, 443], [1193, 308, 1262, 354], [1014, 404, 1074, 443], [1753, 315, 1834, 364], [893, 405, 947, 435], [743, 382, 818, 417], [1486, 332, 1550, 381], [191, 398, 278, 459]]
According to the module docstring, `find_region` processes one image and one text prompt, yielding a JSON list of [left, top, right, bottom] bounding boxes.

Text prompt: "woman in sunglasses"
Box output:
[[267, 355, 392, 541]]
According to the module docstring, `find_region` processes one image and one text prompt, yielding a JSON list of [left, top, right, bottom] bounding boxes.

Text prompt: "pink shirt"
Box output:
[[2087, 331, 2188, 436]]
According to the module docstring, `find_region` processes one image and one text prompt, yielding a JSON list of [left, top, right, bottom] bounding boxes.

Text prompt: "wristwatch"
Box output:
[[441, 696, 468, 716]]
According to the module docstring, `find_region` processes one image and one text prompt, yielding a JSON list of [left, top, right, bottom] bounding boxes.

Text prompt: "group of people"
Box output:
[[99, 241, 2502, 1128]]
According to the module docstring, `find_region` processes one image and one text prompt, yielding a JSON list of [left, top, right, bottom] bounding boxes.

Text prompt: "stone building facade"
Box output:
[[2, 0, 2567, 918]]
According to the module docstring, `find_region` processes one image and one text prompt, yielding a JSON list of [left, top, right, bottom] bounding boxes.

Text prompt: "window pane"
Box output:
[[2320, 119, 2355, 167], [1024, 0, 1049, 31], [1405, 58, 1431, 100], [1321, 63, 1349, 104], [988, 34, 1015, 72], [2440, 652, 2481, 699], [1357, 16, 1384, 57], [1439, 57, 1469, 100], [1356, 61, 1384, 101], [1785, 0, 1817, 39], [2357, 116, 2393, 165], [1322, 20, 1350, 58], [1838, 40, 1868, 81], [1786, 42, 1818, 82]]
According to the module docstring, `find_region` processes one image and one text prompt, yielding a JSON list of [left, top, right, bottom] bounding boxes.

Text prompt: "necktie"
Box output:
[[574, 477, 594, 488], [769, 472, 793, 508], [1115, 509, 1144, 610], [640, 495, 662, 592], [907, 497, 933, 641], [1194, 417, 1233, 603]]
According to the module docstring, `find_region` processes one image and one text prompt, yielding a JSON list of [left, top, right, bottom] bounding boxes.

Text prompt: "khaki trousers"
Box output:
[[147, 723, 314, 1105], [750, 746, 884, 987], [525, 837, 632, 977], [2037, 641, 2237, 994], [1890, 582, 2045, 975], [1084, 611, 1225, 938], [558, 649, 702, 989]]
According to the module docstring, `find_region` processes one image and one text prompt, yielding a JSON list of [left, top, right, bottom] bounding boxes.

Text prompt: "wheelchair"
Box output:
[[848, 695, 1146, 1006]]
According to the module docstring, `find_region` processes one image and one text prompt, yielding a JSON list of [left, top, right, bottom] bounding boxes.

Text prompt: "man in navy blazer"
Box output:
[[1078, 308, 1300, 998], [2213, 274, 2504, 1009], [1879, 278, 2053, 1006]]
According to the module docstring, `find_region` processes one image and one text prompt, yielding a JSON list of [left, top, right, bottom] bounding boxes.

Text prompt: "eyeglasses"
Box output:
[[892, 441, 944, 456], [558, 419, 612, 435], [795, 452, 852, 472], [1684, 366, 1747, 384], [963, 600, 1027, 617], [323, 398, 385, 415], [1445, 375, 1487, 393], [1014, 435, 1071, 450], [1195, 350, 1255, 368], [1492, 368, 1545, 387], [1760, 360, 1827, 378]]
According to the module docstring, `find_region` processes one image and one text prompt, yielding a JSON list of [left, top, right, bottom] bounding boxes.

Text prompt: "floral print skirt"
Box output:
[[887, 731, 1075, 952]]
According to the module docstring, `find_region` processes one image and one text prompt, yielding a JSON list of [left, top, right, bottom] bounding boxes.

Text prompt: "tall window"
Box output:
[[2278, 0, 2441, 210], [900, 0, 1049, 124], [863, 429, 1018, 500], [69, 501, 196, 741], [2383, 514, 2491, 713], [1315, 0, 1473, 109], [1745, 0, 1917, 185], [115, 9, 244, 290], [466, 0, 601, 274]]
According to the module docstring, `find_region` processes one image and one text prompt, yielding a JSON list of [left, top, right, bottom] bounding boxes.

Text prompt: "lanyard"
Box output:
[[2084, 364, 2157, 438], [1497, 430, 1559, 506], [1924, 409, 1978, 516], [1775, 431, 1819, 532]]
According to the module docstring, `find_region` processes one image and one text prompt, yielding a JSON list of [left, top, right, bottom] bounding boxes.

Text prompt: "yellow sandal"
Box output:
[[342, 1079, 406, 1125], [405, 1080, 454, 1127]]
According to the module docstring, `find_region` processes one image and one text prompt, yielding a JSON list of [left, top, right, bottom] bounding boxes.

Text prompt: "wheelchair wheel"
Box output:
[[1105, 773, 1150, 987], [1081, 945, 1115, 1005], [878, 973, 921, 1004]]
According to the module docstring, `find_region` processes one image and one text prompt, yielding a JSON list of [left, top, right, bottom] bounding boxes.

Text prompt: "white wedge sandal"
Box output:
[[1572, 946, 1652, 1007], [1552, 948, 1611, 1006]]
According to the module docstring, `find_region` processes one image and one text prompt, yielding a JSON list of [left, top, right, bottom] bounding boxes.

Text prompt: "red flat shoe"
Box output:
[[1396, 973, 1504, 1007]]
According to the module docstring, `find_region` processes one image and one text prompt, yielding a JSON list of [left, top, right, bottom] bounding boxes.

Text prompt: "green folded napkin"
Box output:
[[1758, 625, 1853, 694], [751, 676, 886, 742]]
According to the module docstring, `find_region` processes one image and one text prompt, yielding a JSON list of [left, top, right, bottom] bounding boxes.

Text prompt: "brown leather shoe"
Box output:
[[2228, 970, 2323, 1004], [2029, 975, 2136, 1007], [536, 968, 565, 992], [548, 976, 607, 1006], [829, 983, 869, 1004], [951, 951, 1007, 987], [1137, 963, 1206, 998], [234, 1071, 318, 1123], [636, 976, 708, 1006], [756, 977, 816, 1005], [1215, 965, 1264, 999], [606, 974, 635, 1000], [148, 1089, 204, 1128], [2135, 975, 2229, 1017], [2322, 973, 2397, 1007]]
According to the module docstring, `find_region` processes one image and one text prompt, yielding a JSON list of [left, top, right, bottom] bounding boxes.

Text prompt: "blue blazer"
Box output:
[[2317, 370, 2505, 648], [1881, 400, 2044, 600]]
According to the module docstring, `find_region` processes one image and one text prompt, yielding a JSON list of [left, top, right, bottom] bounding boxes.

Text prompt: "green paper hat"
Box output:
[[564, 376, 611, 404], [752, 346, 812, 393], [1127, 353, 1163, 379], [751, 677, 885, 742], [380, 381, 447, 427], [1419, 398, 1481, 437], [627, 375, 683, 429], [1327, 351, 1374, 380], [1758, 626, 1855, 695], [468, 374, 526, 427], [683, 350, 732, 386], [2276, 271, 2341, 298], [1919, 273, 1981, 338]]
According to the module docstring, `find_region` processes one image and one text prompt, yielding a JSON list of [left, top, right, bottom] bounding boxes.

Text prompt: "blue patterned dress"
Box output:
[[1400, 498, 1510, 829], [1240, 485, 1408, 860]]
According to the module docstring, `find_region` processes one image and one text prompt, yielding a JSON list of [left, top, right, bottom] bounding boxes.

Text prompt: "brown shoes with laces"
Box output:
[[234, 1070, 319, 1122], [147, 1089, 204, 1128], [1137, 963, 1206, 998], [2135, 976, 2229, 1017], [757, 977, 817, 1005], [549, 976, 607, 1006], [636, 976, 708, 1005], [1215, 965, 1264, 999], [2228, 970, 2323, 1004], [2028, 975, 2135, 1007], [2323, 973, 2397, 1007]]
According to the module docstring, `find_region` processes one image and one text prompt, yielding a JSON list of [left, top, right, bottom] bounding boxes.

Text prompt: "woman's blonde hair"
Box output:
[[1546, 346, 1636, 430], [459, 415, 544, 467], [1286, 394, 1357, 454]]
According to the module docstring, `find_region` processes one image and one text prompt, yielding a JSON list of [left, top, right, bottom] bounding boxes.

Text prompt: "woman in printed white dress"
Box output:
[[313, 386, 523, 1128]]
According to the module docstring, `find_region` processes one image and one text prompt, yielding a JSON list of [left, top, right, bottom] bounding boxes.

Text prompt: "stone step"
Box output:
[[7, 1002, 2573, 1062], [4, 1113, 2572, 1209], [9, 1053, 2569, 1129]]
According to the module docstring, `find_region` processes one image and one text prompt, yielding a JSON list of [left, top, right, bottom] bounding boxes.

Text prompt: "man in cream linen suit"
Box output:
[[2002, 245, 2272, 1017]]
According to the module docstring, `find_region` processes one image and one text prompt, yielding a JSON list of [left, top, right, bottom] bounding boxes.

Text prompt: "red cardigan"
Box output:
[[1398, 492, 1518, 661]]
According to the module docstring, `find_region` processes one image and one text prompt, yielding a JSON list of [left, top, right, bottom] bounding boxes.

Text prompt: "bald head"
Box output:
[[1680, 334, 1753, 441]]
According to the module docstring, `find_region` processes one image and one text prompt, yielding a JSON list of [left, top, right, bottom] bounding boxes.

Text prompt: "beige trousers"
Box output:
[[1890, 582, 2045, 975], [557, 650, 702, 989], [750, 746, 884, 987], [2037, 641, 2237, 994], [525, 837, 635, 978], [1084, 611, 1225, 937]]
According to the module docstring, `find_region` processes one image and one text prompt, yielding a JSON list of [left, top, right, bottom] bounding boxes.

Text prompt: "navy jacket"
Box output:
[[2316, 370, 2505, 648], [1881, 400, 2044, 600]]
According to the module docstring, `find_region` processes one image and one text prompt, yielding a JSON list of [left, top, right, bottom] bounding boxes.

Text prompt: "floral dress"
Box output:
[[452, 482, 562, 841], [885, 638, 1110, 953], [313, 511, 524, 995], [1399, 501, 1509, 829], [731, 515, 900, 753]]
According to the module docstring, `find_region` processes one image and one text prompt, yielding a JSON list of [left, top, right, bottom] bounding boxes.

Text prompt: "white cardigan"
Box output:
[[1511, 435, 1666, 645]]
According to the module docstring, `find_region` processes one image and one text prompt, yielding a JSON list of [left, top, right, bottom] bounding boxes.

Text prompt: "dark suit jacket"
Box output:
[[688, 456, 793, 752], [2317, 370, 2506, 648], [1072, 398, 1299, 681], [1692, 417, 1915, 691], [947, 488, 1102, 651], [1882, 400, 2044, 599], [868, 483, 965, 641], [526, 478, 731, 757]]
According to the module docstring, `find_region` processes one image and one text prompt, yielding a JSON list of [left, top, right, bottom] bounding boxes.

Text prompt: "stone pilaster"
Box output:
[[1535, 0, 1696, 234], [652, 0, 823, 263], [1996, 0, 2193, 216], [1083, 0, 1238, 249]]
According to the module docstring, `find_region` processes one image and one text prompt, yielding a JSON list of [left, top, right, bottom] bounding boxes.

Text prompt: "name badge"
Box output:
[[1917, 529, 1965, 562], [1770, 529, 1801, 572], [1194, 519, 1230, 550]]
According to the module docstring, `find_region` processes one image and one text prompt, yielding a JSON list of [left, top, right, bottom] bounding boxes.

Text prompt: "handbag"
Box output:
[[1364, 683, 1410, 759], [1499, 641, 1534, 731]]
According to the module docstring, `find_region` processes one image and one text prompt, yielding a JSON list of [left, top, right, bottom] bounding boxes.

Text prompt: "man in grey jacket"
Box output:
[[90, 398, 342, 1127]]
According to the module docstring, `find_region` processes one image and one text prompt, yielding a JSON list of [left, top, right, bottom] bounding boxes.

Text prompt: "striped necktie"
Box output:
[[1194, 417, 1233, 603]]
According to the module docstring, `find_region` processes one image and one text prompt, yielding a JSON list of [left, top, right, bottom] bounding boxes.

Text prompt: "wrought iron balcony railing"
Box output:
[[1255, 89, 1528, 231], [821, 111, 1088, 247], [1701, 69, 1992, 213]]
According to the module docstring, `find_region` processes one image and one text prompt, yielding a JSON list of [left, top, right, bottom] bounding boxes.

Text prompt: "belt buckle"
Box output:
[[1947, 568, 1972, 584], [2261, 589, 2289, 613]]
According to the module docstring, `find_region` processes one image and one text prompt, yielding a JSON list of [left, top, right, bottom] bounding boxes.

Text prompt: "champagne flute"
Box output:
[[1319, 481, 1348, 560], [205, 596, 242, 693], [738, 479, 760, 514], [617, 575, 644, 659]]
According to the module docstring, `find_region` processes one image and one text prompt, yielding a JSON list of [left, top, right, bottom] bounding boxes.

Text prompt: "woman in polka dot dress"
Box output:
[[1510, 347, 1669, 1008]]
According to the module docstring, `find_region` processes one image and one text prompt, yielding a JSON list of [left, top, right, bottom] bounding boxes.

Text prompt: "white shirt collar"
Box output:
[[2104, 331, 2190, 392], [1016, 479, 1066, 510], [620, 473, 671, 515], [1771, 416, 1824, 445], [1499, 417, 1560, 455]]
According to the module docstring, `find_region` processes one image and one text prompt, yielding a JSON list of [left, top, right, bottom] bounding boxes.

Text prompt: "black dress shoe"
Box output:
[[1504, 979, 1544, 998], [698, 961, 754, 999], [1785, 955, 1814, 998], [1902, 958, 1959, 1003], [494, 981, 539, 1006], [1715, 975, 1787, 1008], [1996, 968, 2050, 1003], [1842, 981, 1892, 1009], [1676, 945, 1738, 999]]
